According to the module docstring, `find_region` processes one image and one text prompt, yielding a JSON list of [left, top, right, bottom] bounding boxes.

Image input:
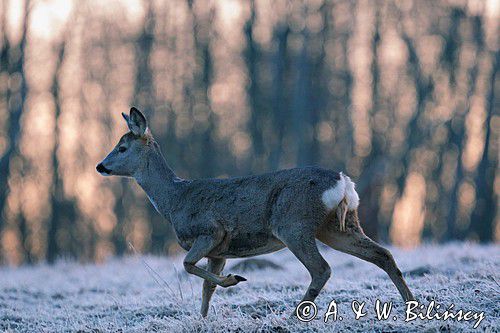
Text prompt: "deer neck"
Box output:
[[134, 147, 180, 218]]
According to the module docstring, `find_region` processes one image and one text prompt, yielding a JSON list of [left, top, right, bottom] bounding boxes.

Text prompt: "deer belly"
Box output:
[[221, 232, 285, 258]]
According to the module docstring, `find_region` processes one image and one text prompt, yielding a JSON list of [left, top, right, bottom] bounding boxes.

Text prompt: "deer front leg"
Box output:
[[201, 257, 226, 317], [183, 235, 246, 288]]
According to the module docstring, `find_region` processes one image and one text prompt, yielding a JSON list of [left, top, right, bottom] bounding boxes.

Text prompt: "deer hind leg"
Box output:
[[275, 230, 331, 303], [183, 235, 246, 288], [201, 257, 226, 317], [316, 211, 414, 302]]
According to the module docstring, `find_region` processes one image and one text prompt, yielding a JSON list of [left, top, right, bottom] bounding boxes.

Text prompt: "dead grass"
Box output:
[[0, 243, 498, 332]]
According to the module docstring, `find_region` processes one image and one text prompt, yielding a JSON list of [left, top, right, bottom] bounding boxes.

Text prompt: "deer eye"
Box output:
[[118, 146, 127, 153]]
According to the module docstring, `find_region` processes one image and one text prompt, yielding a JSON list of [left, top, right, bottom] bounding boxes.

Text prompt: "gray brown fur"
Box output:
[[97, 107, 415, 317]]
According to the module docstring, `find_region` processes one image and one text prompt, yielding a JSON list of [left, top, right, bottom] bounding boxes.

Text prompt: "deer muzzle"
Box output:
[[96, 163, 112, 175]]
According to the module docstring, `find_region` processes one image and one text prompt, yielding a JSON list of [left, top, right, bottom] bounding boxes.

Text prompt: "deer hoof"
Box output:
[[221, 274, 247, 287]]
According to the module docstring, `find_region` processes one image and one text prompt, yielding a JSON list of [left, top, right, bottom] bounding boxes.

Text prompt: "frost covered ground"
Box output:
[[0, 243, 498, 332]]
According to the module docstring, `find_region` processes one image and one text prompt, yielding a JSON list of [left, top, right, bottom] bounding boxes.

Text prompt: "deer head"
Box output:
[[96, 107, 154, 177]]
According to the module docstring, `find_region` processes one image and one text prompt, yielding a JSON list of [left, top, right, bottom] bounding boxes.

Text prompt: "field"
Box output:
[[1, 243, 498, 332]]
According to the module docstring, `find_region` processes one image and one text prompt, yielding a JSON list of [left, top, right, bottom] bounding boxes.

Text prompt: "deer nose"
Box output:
[[96, 163, 110, 174]]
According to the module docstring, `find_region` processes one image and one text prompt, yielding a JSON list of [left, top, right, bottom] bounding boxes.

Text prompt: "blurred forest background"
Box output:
[[0, 0, 498, 265]]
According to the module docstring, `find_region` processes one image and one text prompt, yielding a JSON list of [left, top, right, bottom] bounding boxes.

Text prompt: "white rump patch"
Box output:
[[321, 176, 346, 210], [321, 172, 359, 211], [343, 174, 360, 210]]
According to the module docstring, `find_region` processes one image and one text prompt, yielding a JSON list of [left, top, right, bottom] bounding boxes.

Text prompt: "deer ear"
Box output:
[[122, 112, 130, 123], [127, 107, 148, 136]]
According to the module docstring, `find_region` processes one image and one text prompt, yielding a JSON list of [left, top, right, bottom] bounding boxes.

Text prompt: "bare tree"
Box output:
[[268, 24, 289, 170], [291, 6, 313, 166], [187, 0, 217, 178], [444, 14, 483, 240], [0, 0, 30, 263], [244, 0, 265, 172], [470, 50, 498, 242], [358, 3, 383, 241], [47, 36, 78, 263]]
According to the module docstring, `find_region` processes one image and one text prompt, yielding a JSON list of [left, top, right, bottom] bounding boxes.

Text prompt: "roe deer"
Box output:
[[97, 107, 415, 317]]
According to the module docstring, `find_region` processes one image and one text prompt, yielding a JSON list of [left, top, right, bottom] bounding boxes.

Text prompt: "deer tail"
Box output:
[[321, 172, 360, 232], [336, 198, 348, 232]]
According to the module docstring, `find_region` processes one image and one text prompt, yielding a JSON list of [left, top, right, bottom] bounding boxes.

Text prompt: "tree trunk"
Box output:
[[470, 50, 498, 242], [268, 25, 289, 170], [0, 0, 30, 263]]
